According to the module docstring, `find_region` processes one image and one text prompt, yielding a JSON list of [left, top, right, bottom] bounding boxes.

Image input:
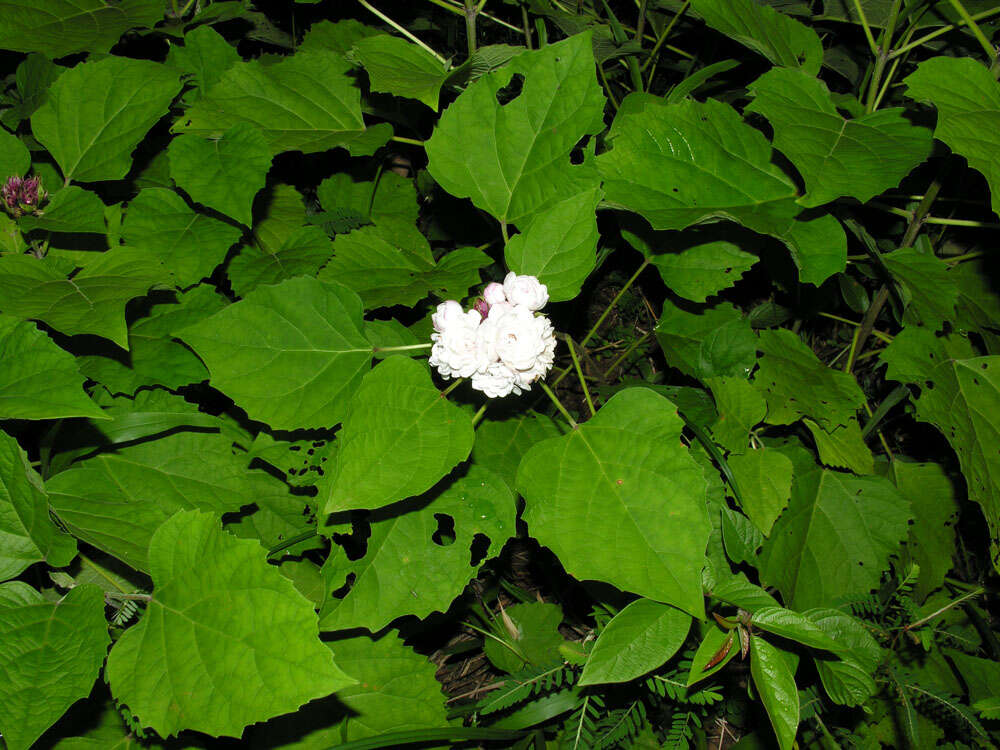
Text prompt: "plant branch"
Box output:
[[889, 6, 1000, 59], [567, 336, 596, 417], [357, 0, 449, 65], [373, 343, 433, 352], [946, 0, 998, 62], [538, 380, 578, 429], [580, 259, 649, 347]]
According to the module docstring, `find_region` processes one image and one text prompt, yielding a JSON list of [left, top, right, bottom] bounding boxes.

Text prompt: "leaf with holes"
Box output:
[[518, 388, 710, 617]]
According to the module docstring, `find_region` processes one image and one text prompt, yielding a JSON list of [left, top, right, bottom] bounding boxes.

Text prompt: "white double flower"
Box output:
[[429, 273, 556, 397]]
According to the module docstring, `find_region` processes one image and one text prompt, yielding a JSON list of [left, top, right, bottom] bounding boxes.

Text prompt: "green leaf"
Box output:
[[638, 232, 758, 303], [165, 25, 240, 104], [167, 122, 272, 227], [426, 33, 605, 228], [708, 376, 766, 454], [905, 57, 1000, 217], [322, 356, 474, 514], [0, 128, 29, 178], [754, 328, 865, 429], [598, 94, 847, 285], [806, 608, 880, 706], [122, 188, 242, 288], [0, 249, 162, 348], [353, 34, 449, 110], [253, 183, 307, 253], [320, 221, 489, 309], [757, 468, 911, 609], [366, 318, 420, 359], [881, 247, 958, 330], [518, 387, 710, 617], [106, 510, 356, 738], [299, 18, 381, 56], [174, 51, 383, 156], [0, 584, 110, 750], [689, 0, 822, 74], [0, 315, 106, 420], [504, 186, 602, 302], [893, 462, 959, 600], [32, 56, 181, 183], [804, 417, 875, 475], [746, 67, 932, 207], [77, 285, 224, 395], [579, 599, 691, 686], [655, 300, 756, 380], [751, 606, 842, 651], [176, 276, 372, 430], [721, 507, 763, 565], [911, 356, 1000, 572], [316, 170, 418, 228], [229, 226, 334, 297], [18, 185, 106, 234], [483, 602, 566, 673], [0, 0, 162, 58], [750, 634, 799, 750], [880, 325, 975, 385], [1, 53, 64, 129], [687, 624, 738, 685], [47, 431, 276, 572], [727, 450, 792, 537], [0, 430, 77, 582], [320, 464, 513, 631], [470, 412, 562, 490]]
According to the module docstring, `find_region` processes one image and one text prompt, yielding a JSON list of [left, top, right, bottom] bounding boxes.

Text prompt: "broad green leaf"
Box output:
[[47, 431, 277, 572], [656, 300, 756, 380], [881, 247, 957, 329], [804, 417, 874, 475], [471, 412, 562, 489], [880, 325, 975, 385], [299, 18, 381, 56], [706, 570, 780, 612], [316, 170, 418, 228], [176, 277, 372, 430], [0, 584, 110, 750], [519, 388, 710, 617], [0, 315, 106, 420], [0, 0, 162, 58], [1, 54, 64, 128], [905, 57, 1000, 216], [721, 507, 763, 565], [688, 623, 739, 685], [18, 185, 105, 234], [174, 51, 384, 156], [483, 602, 566, 673], [758, 468, 911, 609], [504, 186, 602, 302], [751, 607, 841, 651], [806, 608, 881, 706], [746, 67, 932, 207], [912, 356, 1000, 571], [643, 235, 757, 303], [0, 249, 162, 348], [106, 510, 356, 738], [893, 462, 959, 600], [167, 123, 272, 227], [690, 0, 822, 74], [598, 94, 847, 285], [0, 128, 29, 178], [0, 430, 77, 582], [165, 25, 240, 104], [728, 450, 792, 536], [322, 356, 474, 514], [251, 633, 448, 747], [750, 635, 799, 750], [320, 464, 513, 631], [122, 188, 242, 288], [32, 56, 181, 183], [366, 318, 420, 359], [353, 34, 449, 110], [579, 599, 691, 686], [953, 259, 1000, 338], [426, 33, 605, 229], [707, 376, 766, 454], [229, 226, 334, 297], [246, 432, 337, 489], [754, 328, 865, 429], [77, 285, 224, 395], [253, 183, 307, 253]]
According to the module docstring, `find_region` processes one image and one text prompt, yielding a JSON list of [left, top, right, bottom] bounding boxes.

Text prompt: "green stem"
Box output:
[[946, 0, 998, 62], [596, 63, 620, 110], [390, 135, 425, 146], [945, 250, 985, 263], [851, 0, 880, 55], [818, 312, 894, 344], [602, 331, 651, 376], [373, 343, 433, 353], [567, 337, 596, 417], [357, 0, 449, 65], [889, 6, 1000, 59], [424, 0, 521, 32], [471, 402, 488, 426], [635, 0, 649, 48], [325, 727, 528, 750], [267, 529, 319, 557], [904, 588, 984, 631], [463, 0, 478, 56], [440, 377, 466, 397], [522, 3, 533, 48], [580, 259, 649, 347], [538, 380, 577, 429], [641, 0, 689, 87]]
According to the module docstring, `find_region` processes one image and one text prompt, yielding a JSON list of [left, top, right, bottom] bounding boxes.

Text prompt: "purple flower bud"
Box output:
[[19, 177, 41, 207], [2, 176, 23, 209], [474, 298, 490, 318]]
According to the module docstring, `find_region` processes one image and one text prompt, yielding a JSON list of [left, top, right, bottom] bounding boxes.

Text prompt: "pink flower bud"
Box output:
[[473, 298, 490, 318], [2, 176, 22, 209], [19, 177, 43, 207]]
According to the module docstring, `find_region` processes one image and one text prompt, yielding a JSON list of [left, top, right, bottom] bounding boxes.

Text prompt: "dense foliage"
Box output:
[[1, 0, 999, 747]]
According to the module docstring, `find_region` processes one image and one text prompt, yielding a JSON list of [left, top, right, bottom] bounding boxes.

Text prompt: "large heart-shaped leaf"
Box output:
[[518, 388, 709, 617], [322, 356, 474, 515], [106, 510, 356, 739], [176, 277, 372, 430], [32, 56, 181, 183]]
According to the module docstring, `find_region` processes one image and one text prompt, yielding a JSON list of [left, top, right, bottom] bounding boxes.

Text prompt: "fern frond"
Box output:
[[111, 598, 141, 626], [662, 711, 701, 750], [594, 700, 647, 749], [475, 663, 573, 715], [645, 674, 723, 705], [837, 592, 881, 618], [561, 693, 604, 750], [906, 683, 992, 744]]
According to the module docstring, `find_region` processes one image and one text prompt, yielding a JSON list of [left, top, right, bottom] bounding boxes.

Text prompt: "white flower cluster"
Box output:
[[429, 273, 557, 398]]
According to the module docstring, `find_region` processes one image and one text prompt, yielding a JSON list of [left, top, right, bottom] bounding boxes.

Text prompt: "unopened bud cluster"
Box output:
[[430, 273, 557, 398], [2, 176, 47, 218]]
